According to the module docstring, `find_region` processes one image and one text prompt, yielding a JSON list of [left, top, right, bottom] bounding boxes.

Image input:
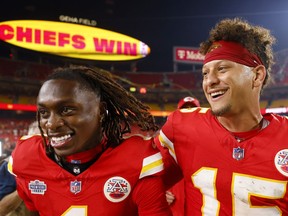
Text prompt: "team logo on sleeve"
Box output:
[[103, 176, 131, 202], [274, 149, 288, 177], [70, 180, 82, 194], [28, 180, 47, 195]]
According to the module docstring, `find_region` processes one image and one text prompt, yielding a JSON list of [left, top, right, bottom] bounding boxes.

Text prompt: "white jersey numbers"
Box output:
[[61, 206, 87, 216], [192, 167, 220, 216], [192, 168, 287, 216]]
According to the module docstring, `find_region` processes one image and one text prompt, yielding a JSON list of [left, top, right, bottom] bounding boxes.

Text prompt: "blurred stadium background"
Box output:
[[1, 23, 288, 159]]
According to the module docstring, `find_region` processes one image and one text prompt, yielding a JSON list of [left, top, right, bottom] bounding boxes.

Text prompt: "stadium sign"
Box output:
[[0, 20, 150, 61], [173, 46, 204, 64], [59, 15, 97, 26]]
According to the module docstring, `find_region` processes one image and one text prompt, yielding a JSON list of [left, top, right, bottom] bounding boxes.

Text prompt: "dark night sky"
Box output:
[[1, 0, 288, 72]]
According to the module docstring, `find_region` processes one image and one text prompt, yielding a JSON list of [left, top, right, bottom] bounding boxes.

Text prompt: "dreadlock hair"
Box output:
[[37, 65, 159, 153], [199, 17, 276, 89]]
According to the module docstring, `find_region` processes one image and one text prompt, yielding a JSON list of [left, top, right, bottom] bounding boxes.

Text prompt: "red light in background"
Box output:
[[0, 103, 36, 112], [139, 87, 147, 94]]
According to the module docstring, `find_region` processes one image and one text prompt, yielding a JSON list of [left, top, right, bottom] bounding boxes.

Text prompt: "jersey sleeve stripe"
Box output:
[[159, 130, 177, 162], [139, 152, 164, 179], [7, 156, 17, 176]]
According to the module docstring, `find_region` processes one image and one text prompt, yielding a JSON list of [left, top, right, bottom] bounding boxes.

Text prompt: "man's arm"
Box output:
[[0, 190, 39, 216], [0, 190, 23, 216], [133, 176, 173, 216], [28, 211, 40, 216]]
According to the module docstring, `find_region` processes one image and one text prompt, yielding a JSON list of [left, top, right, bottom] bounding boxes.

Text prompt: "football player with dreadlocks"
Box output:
[[9, 65, 172, 216]]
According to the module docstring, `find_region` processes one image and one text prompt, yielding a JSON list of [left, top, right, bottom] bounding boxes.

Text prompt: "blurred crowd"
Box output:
[[0, 119, 33, 158]]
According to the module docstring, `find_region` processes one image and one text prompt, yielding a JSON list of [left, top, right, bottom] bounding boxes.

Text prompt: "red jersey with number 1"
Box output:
[[10, 135, 171, 216], [156, 107, 288, 216]]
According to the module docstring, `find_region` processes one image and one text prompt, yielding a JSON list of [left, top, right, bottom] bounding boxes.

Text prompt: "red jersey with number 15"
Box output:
[[156, 107, 288, 216], [10, 135, 171, 216]]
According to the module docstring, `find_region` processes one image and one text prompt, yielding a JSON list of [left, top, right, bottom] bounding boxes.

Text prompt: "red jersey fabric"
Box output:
[[10, 135, 172, 216], [156, 108, 288, 216], [167, 179, 185, 216]]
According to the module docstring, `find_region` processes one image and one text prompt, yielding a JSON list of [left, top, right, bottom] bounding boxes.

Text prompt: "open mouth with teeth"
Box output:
[[50, 134, 73, 147], [210, 90, 226, 99]]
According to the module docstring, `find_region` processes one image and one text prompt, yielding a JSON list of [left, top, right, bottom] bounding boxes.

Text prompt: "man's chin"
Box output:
[[211, 104, 231, 117]]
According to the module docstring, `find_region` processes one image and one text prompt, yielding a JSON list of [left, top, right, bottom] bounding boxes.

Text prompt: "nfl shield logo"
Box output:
[[233, 147, 244, 160], [70, 180, 81, 194]]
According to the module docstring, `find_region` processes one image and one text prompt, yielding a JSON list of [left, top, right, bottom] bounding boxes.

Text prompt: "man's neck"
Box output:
[[216, 113, 263, 132]]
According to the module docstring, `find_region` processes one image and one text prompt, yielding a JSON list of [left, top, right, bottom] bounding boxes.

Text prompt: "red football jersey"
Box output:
[[167, 179, 185, 216], [10, 135, 172, 216], [157, 108, 288, 216]]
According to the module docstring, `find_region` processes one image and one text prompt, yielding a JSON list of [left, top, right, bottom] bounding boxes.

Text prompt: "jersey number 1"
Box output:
[[62, 206, 87, 216]]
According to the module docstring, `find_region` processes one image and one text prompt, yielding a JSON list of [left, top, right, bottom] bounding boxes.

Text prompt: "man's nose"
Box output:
[[45, 114, 64, 129]]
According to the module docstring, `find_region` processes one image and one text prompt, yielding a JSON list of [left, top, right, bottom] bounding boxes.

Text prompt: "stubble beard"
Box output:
[[211, 103, 232, 117]]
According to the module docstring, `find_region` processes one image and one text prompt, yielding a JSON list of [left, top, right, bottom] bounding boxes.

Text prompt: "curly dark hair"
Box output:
[[37, 65, 159, 152], [199, 17, 276, 87]]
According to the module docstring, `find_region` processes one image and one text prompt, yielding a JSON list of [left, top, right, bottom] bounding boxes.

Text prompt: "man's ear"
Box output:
[[253, 65, 266, 88], [99, 101, 107, 116]]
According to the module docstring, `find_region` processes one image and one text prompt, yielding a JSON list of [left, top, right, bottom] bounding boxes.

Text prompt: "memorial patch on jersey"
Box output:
[[28, 180, 47, 195], [70, 180, 82, 194], [103, 176, 131, 203], [274, 149, 288, 177]]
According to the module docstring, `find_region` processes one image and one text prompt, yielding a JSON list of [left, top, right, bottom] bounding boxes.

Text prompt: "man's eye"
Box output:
[[38, 109, 48, 117], [218, 66, 224, 70], [62, 107, 73, 114], [218, 66, 228, 72]]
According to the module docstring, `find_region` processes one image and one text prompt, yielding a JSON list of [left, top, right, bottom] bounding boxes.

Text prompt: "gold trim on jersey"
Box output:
[[7, 156, 17, 176], [20, 134, 43, 140], [159, 130, 177, 162], [139, 152, 164, 179]]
